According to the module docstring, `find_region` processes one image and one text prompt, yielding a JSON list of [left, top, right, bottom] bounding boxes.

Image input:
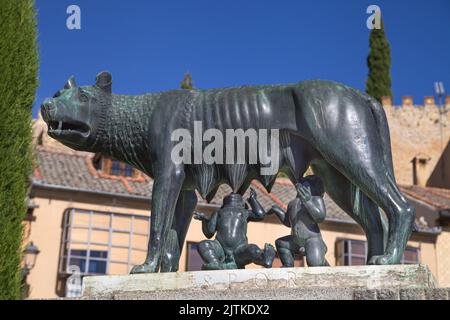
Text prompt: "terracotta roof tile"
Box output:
[[400, 185, 450, 210], [34, 147, 130, 196]]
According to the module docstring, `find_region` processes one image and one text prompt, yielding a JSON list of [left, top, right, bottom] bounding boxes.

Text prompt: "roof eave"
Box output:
[[31, 180, 151, 202]]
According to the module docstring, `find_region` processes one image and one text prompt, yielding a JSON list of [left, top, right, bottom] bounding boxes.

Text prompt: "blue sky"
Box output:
[[33, 0, 450, 116]]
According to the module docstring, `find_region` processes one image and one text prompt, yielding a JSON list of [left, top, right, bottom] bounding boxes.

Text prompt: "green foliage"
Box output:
[[366, 20, 392, 103], [0, 0, 39, 299], [180, 72, 194, 89]]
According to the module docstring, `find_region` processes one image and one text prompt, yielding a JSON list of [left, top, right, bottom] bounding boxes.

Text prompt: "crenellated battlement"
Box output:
[[381, 95, 450, 108]]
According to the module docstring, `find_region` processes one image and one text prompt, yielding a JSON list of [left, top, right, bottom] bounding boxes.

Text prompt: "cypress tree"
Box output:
[[366, 19, 392, 103], [180, 72, 194, 89], [0, 0, 39, 299]]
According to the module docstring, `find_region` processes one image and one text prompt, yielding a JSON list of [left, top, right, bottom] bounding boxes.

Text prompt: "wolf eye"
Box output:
[[79, 93, 89, 102]]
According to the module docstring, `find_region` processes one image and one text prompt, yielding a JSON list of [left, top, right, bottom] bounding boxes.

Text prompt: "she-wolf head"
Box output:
[[40, 71, 112, 152]]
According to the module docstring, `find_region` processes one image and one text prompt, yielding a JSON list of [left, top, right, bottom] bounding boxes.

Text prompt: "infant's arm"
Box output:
[[247, 190, 267, 221], [194, 211, 218, 238], [303, 196, 326, 223], [269, 205, 291, 228]]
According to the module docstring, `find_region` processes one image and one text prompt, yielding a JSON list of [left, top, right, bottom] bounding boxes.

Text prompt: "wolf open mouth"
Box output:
[[48, 120, 90, 136]]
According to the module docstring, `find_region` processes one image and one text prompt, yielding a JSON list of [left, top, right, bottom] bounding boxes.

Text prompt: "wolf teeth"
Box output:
[[58, 121, 62, 130]]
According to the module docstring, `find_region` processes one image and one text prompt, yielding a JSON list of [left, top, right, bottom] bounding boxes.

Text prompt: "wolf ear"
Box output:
[[64, 76, 77, 89], [95, 71, 112, 94]]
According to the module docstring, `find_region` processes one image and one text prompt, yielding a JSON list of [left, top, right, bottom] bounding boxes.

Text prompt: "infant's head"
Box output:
[[297, 175, 325, 196], [222, 193, 245, 208]]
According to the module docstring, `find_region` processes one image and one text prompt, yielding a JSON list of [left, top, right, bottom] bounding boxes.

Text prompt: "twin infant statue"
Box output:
[[194, 175, 329, 270]]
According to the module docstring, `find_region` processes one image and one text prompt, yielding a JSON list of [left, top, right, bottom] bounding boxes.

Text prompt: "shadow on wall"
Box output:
[[427, 140, 450, 189]]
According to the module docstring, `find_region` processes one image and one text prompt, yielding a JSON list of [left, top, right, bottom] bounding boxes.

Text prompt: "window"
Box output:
[[401, 246, 420, 264], [336, 239, 421, 266], [60, 208, 150, 276], [109, 159, 135, 177], [124, 164, 134, 177], [110, 160, 121, 176], [336, 239, 367, 266], [186, 242, 204, 271], [69, 250, 107, 274]]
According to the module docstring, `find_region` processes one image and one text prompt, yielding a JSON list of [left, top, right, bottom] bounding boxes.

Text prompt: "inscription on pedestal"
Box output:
[[82, 264, 435, 298]]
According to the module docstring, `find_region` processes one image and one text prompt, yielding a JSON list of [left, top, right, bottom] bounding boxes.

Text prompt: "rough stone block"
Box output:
[[353, 289, 377, 300], [425, 288, 448, 300], [112, 287, 355, 300], [376, 288, 399, 300], [400, 288, 425, 300]]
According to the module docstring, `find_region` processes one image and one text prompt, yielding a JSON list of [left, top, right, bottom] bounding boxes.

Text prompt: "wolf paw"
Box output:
[[368, 253, 400, 265], [130, 262, 158, 274]]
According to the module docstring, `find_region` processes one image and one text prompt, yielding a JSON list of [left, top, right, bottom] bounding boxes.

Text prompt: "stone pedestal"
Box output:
[[80, 264, 442, 300]]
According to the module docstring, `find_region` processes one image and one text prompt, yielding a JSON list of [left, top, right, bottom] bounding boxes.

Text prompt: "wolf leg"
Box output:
[[311, 161, 386, 262], [160, 190, 197, 272], [131, 164, 185, 273], [312, 145, 414, 264]]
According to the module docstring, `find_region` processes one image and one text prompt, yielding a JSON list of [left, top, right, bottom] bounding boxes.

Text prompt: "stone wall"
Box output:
[[353, 287, 450, 300], [384, 102, 450, 186]]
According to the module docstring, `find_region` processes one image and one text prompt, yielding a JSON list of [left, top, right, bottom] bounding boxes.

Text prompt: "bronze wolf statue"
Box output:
[[40, 71, 415, 272]]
